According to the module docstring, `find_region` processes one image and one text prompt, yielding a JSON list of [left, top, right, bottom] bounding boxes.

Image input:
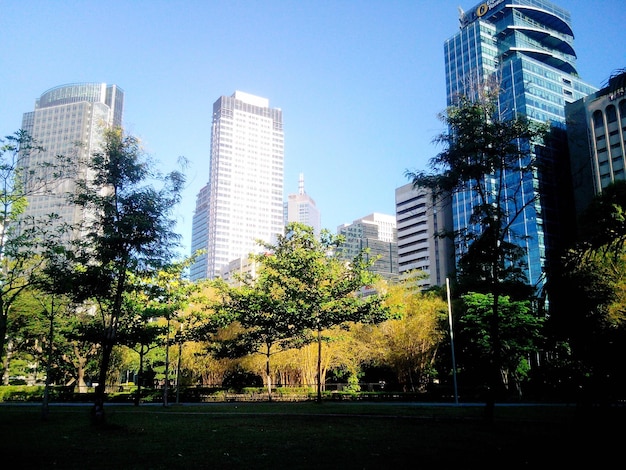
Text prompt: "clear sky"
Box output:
[[1, 0, 624, 257]]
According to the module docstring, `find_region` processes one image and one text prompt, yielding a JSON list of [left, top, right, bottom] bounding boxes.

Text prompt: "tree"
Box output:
[[255, 222, 392, 402], [406, 85, 548, 413], [60, 127, 185, 422], [136, 260, 199, 406], [116, 284, 166, 406], [377, 278, 448, 392], [211, 279, 306, 400], [458, 292, 543, 400]]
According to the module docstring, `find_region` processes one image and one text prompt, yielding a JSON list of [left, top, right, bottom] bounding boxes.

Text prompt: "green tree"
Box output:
[[406, 86, 548, 412], [211, 280, 304, 400], [378, 278, 448, 392], [255, 222, 392, 402], [60, 127, 185, 421], [137, 260, 200, 406], [459, 292, 543, 400], [117, 296, 165, 406]]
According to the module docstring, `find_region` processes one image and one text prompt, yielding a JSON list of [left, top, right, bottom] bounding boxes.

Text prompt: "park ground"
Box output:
[[1, 401, 623, 468]]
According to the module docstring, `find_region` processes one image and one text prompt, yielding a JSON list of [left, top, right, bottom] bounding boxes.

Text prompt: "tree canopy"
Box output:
[[211, 222, 392, 401], [405, 86, 549, 411], [58, 127, 185, 419]]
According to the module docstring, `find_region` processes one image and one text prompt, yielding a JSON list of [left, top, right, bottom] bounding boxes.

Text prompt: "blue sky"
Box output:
[[1, 0, 624, 256]]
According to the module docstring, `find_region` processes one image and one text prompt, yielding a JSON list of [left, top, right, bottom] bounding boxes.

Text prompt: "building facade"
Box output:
[[337, 213, 398, 281], [189, 184, 210, 280], [20, 83, 124, 233], [190, 91, 284, 280], [566, 71, 626, 220], [284, 173, 321, 237], [444, 0, 597, 294], [395, 183, 455, 289]]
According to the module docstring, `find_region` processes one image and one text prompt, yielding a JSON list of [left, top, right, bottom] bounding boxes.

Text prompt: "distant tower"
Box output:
[[20, 82, 124, 234], [190, 91, 284, 280], [337, 213, 398, 281], [284, 173, 321, 236]]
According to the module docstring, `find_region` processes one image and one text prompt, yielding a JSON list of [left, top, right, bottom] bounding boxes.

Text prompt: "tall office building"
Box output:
[[395, 183, 455, 289], [337, 213, 398, 281], [20, 83, 124, 233], [284, 173, 321, 237], [566, 71, 626, 220], [190, 91, 284, 281], [444, 0, 597, 294]]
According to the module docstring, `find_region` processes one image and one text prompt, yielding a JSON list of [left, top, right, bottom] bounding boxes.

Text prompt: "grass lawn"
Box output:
[[1, 401, 622, 469]]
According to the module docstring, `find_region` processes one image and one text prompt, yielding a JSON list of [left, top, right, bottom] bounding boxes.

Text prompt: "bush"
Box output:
[[0, 385, 44, 402], [222, 368, 263, 391]]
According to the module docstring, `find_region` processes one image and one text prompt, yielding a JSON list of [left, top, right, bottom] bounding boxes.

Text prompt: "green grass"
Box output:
[[1, 402, 622, 469]]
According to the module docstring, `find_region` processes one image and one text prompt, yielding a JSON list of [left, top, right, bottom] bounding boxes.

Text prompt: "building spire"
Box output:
[[298, 173, 305, 195]]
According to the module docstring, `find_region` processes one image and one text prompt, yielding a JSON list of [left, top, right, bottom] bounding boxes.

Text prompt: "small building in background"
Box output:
[[337, 213, 398, 282]]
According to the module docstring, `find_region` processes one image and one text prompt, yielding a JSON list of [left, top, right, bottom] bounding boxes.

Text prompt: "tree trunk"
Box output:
[[135, 344, 145, 406], [485, 240, 504, 423], [163, 320, 170, 407], [316, 328, 322, 403], [265, 343, 273, 401], [74, 345, 89, 393], [2, 339, 13, 386], [42, 304, 55, 421], [0, 302, 7, 382], [93, 327, 114, 425]]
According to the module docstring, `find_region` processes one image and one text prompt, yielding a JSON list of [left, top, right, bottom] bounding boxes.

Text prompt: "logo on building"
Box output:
[[460, 0, 505, 27]]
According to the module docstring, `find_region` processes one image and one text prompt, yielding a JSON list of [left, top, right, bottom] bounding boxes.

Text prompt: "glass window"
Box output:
[[593, 110, 604, 128]]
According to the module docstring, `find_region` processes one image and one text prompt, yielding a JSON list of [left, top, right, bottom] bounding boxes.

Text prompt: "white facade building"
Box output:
[[190, 91, 284, 280], [395, 183, 454, 289]]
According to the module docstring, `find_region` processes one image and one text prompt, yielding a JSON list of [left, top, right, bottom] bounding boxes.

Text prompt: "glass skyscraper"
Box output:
[[190, 91, 284, 280], [20, 83, 124, 234], [444, 0, 597, 294]]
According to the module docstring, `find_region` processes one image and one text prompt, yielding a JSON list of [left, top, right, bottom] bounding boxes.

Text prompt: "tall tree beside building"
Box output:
[[61, 128, 185, 422], [406, 86, 548, 414]]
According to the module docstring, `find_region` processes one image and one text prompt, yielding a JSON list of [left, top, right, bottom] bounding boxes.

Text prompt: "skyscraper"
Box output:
[[190, 91, 284, 280], [284, 173, 321, 237], [20, 82, 124, 232], [444, 0, 597, 293]]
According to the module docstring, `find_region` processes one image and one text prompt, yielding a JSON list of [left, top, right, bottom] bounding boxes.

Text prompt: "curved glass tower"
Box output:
[[444, 1, 597, 297]]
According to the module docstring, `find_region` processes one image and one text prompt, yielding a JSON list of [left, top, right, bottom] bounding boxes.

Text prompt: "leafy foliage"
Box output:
[[458, 292, 543, 395], [545, 181, 626, 403], [210, 223, 392, 400]]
